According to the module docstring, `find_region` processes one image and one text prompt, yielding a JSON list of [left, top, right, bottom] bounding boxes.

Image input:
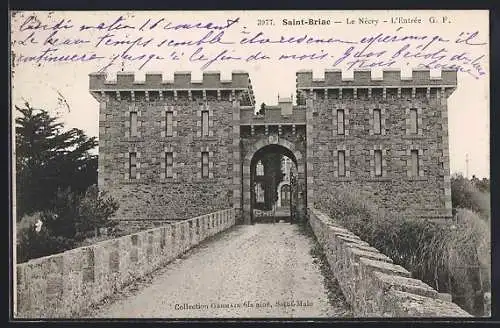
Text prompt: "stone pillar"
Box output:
[[305, 97, 314, 212], [232, 100, 242, 223]]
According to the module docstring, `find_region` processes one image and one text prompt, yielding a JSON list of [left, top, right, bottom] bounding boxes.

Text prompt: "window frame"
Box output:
[[129, 152, 137, 179], [337, 109, 345, 135], [411, 149, 419, 177], [373, 109, 382, 135], [201, 110, 209, 137], [201, 151, 209, 178], [374, 150, 382, 177], [165, 111, 173, 137], [410, 108, 418, 134], [130, 111, 138, 137], [165, 152, 173, 178], [338, 150, 346, 177]]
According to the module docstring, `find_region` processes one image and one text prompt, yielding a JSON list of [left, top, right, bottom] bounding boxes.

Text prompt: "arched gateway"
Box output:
[[242, 138, 306, 224], [90, 69, 457, 225]]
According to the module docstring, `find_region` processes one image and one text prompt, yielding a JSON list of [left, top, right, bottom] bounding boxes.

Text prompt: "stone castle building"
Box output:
[[89, 69, 457, 224]]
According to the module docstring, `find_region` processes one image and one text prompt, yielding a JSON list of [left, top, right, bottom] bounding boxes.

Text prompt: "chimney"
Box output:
[[279, 97, 293, 116]]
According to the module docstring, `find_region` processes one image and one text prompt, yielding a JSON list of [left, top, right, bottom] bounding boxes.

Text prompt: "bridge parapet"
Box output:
[[15, 208, 236, 319], [308, 208, 471, 317]]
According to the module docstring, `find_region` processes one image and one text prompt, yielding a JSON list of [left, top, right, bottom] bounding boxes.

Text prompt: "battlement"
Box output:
[[89, 70, 255, 105], [90, 70, 253, 89], [296, 69, 457, 89], [240, 106, 306, 125]]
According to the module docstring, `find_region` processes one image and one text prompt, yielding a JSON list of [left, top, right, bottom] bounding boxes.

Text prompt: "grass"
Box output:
[[314, 185, 491, 317], [297, 221, 353, 317]]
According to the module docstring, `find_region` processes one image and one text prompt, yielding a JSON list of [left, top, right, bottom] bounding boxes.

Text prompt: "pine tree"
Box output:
[[15, 102, 98, 220], [257, 102, 266, 115]]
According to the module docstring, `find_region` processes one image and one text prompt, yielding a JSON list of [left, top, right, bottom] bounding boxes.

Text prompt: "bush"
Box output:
[[16, 212, 73, 263], [16, 185, 119, 263], [451, 173, 490, 220], [315, 185, 490, 316]]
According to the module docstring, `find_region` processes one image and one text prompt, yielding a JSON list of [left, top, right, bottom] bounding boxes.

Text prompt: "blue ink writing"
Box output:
[[156, 31, 233, 48], [359, 27, 448, 50], [240, 31, 356, 45], [19, 15, 74, 32], [279, 50, 329, 61], [455, 31, 487, 46], [43, 30, 90, 47], [189, 47, 242, 70], [15, 32, 38, 45], [16, 47, 103, 64], [391, 44, 448, 61], [79, 16, 135, 32], [139, 17, 240, 31], [246, 51, 270, 62]]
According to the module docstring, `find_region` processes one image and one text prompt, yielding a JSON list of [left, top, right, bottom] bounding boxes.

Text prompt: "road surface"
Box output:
[[90, 223, 351, 318]]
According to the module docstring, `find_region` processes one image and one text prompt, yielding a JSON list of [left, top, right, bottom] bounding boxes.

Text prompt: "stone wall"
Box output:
[[15, 208, 236, 318], [302, 69, 455, 220], [97, 92, 237, 221], [308, 208, 471, 317], [90, 71, 254, 222]]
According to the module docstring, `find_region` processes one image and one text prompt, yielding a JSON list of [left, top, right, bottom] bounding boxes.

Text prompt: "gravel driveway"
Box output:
[[90, 223, 350, 318]]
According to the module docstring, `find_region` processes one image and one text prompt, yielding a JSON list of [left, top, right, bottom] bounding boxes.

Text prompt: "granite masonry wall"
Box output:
[[309, 208, 470, 317], [301, 69, 456, 220], [90, 69, 456, 223], [15, 208, 236, 318], [91, 71, 251, 221]]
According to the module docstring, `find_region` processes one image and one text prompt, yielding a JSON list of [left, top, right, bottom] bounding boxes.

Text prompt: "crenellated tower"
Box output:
[[297, 69, 457, 220], [89, 71, 255, 222]]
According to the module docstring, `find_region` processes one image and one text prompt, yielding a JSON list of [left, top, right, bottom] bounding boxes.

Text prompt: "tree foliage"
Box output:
[[257, 102, 266, 115], [451, 173, 490, 220], [15, 103, 98, 219], [261, 153, 285, 209], [16, 186, 119, 263], [15, 102, 119, 263]]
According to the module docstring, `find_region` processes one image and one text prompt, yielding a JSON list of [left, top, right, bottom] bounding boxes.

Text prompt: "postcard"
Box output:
[[10, 10, 490, 319]]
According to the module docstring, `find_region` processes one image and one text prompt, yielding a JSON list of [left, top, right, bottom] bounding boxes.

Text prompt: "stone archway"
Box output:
[[242, 136, 306, 224]]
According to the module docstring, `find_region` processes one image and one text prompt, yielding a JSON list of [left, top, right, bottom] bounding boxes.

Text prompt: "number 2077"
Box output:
[[257, 19, 274, 26]]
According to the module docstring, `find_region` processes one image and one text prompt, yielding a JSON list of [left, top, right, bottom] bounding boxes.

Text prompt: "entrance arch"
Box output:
[[242, 137, 306, 224]]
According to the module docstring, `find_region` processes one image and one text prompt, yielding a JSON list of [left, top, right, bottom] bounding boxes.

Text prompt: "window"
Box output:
[[373, 109, 381, 135], [165, 152, 173, 178], [338, 150, 346, 177], [374, 150, 382, 177], [281, 185, 290, 207], [337, 109, 345, 135], [411, 150, 419, 177], [410, 109, 418, 134], [256, 161, 264, 176], [166, 111, 173, 137], [130, 112, 137, 137], [256, 183, 265, 203], [129, 152, 137, 179], [202, 110, 209, 136], [201, 152, 209, 178]]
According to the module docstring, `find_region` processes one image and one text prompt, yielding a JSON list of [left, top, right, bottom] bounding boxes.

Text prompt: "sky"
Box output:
[[10, 10, 490, 178]]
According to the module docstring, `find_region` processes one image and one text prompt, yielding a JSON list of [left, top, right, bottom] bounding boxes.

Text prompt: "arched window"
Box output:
[[256, 161, 264, 176], [281, 184, 290, 207]]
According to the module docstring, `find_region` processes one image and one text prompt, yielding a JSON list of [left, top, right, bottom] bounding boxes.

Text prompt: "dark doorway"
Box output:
[[250, 144, 298, 224]]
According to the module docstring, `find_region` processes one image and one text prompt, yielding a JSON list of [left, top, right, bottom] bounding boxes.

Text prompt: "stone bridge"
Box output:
[[15, 208, 470, 319]]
